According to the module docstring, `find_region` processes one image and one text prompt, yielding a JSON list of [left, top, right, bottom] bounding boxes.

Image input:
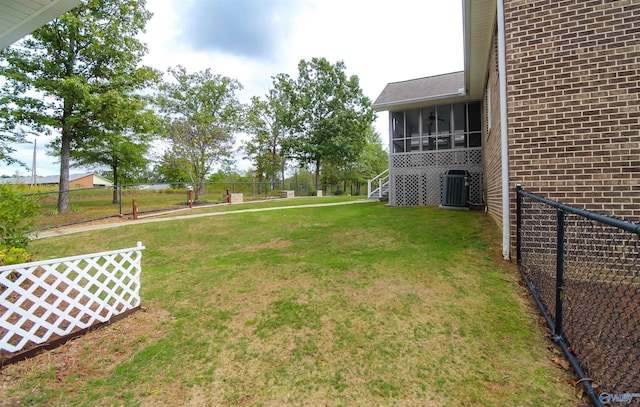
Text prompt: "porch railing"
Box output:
[[516, 185, 640, 406], [367, 169, 389, 199], [0, 242, 145, 362]]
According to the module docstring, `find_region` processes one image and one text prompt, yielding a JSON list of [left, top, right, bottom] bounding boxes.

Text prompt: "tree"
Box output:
[[156, 66, 244, 200], [244, 74, 293, 192], [0, 185, 39, 249], [0, 0, 157, 213], [0, 100, 27, 168], [69, 131, 153, 203], [208, 158, 241, 183], [284, 57, 375, 190], [353, 127, 388, 188], [153, 151, 191, 184], [46, 94, 158, 202], [313, 126, 387, 195]]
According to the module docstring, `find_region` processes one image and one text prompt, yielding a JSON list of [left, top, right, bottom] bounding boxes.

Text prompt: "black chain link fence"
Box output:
[[516, 185, 640, 406]]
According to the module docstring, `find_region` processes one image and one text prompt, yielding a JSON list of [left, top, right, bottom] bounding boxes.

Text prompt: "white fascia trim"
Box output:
[[372, 91, 468, 112], [0, 0, 83, 50]]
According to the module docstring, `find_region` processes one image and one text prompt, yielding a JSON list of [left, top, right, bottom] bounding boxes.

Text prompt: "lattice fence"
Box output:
[[390, 148, 483, 206], [0, 242, 145, 358]]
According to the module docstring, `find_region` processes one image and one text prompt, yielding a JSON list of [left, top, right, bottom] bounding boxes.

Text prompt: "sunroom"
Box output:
[[372, 71, 484, 208]]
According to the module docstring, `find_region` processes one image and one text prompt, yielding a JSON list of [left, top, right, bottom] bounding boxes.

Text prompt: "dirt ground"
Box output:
[[0, 303, 170, 405]]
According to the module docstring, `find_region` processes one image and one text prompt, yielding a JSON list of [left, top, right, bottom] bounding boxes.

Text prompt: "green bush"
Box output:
[[0, 184, 40, 249], [0, 247, 34, 266]]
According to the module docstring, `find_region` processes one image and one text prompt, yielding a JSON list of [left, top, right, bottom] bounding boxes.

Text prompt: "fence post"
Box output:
[[119, 185, 123, 215], [516, 184, 522, 265], [555, 208, 565, 339], [132, 199, 138, 220]]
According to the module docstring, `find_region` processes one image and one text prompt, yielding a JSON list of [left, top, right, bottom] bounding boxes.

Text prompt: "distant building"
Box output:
[[1, 173, 113, 188]]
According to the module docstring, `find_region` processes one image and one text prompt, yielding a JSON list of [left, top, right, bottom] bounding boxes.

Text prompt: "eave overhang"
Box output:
[[0, 0, 83, 50], [463, 0, 496, 100], [372, 0, 497, 112]]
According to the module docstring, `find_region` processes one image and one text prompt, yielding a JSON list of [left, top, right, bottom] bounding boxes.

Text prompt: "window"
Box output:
[[391, 111, 404, 139], [468, 102, 482, 148], [391, 111, 405, 153], [392, 102, 482, 153], [453, 103, 466, 148], [436, 105, 451, 150], [406, 109, 420, 151], [468, 102, 481, 132]]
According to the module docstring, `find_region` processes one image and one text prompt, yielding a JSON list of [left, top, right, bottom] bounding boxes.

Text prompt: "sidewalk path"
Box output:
[[34, 200, 374, 239]]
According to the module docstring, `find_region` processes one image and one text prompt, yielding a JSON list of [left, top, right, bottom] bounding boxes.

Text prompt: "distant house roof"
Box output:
[[372, 71, 467, 112], [0, 173, 112, 186]]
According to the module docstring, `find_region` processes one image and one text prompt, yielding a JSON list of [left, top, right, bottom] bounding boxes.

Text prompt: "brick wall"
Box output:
[[70, 174, 94, 188], [483, 37, 504, 229], [504, 0, 640, 221]]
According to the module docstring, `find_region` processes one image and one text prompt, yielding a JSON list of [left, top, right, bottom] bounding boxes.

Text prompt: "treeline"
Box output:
[[0, 0, 387, 213]]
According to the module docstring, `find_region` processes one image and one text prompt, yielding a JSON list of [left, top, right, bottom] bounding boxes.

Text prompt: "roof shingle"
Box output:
[[372, 71, 465, 111]]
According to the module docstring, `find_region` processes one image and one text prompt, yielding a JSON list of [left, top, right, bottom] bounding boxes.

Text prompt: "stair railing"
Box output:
[[368, 169, 389, 199]]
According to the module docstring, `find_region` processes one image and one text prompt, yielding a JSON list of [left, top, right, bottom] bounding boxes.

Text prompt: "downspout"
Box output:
[[387, 112, 393, 205], [497, 0, 511, 260]]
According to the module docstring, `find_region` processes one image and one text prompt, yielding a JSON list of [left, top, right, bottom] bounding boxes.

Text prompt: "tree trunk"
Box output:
[[57, 123, 71, 213], [314, 159, 321, 192], [189, 164, 202, 201], [112, 158, 119, 204], [281, 157, 285, 190], [196, 179, 205, 201], [57, 28, 76, 214]]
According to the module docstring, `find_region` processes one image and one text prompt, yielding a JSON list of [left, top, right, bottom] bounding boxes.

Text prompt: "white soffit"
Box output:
[[0, 0, 83, 50], [463, 0, 496, 100]]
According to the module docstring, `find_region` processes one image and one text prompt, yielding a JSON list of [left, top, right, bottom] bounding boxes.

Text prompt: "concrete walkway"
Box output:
[[34, 199, 374, 239]]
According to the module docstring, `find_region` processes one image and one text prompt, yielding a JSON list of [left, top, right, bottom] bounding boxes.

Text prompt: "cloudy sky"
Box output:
[[2, 0, 463, 177]]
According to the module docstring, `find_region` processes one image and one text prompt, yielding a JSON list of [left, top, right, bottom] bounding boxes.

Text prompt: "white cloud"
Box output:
[[1, 0, 463, 176]]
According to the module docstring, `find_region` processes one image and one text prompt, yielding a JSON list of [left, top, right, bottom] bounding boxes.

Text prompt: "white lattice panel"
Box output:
[[0, 243, 145, 354], [390, 148, 483, 206]]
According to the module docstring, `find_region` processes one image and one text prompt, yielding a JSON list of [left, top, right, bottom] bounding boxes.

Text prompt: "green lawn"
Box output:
[[1, 200, 581, 406], [30, 187, 223, 230]]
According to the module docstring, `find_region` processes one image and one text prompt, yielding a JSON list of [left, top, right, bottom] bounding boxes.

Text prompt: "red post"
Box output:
[[188, 189, 193, 208], [132, 199, 138, 220], [226, 188, 231, 204]]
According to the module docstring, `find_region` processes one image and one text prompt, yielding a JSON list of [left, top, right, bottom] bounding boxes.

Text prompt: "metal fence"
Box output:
[[0, 242, 144, 365], [516, 185, 640, 406], [19, 181, 367, 231]]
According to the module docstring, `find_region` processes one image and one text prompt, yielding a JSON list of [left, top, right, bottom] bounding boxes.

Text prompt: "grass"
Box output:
[[28, 185, 334, 230], [1, 200, 582, 406]]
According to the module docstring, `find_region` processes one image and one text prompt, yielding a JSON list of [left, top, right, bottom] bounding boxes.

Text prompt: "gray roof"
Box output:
[[372, 71, 466, 112]]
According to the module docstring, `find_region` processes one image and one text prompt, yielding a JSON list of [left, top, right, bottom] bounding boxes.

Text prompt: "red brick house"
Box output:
[[372, 0, 639, 259]]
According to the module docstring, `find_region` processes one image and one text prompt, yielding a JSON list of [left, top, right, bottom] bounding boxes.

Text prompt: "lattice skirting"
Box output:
[[0, 243, 145, 358], [388, 149, 483, 207]]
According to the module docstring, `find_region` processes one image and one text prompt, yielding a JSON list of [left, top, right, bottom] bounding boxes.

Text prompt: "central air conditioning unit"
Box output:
[[440, 169, 470, 209]]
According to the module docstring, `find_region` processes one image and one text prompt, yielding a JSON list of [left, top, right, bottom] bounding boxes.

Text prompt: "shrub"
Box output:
[[0, 247, 34, 266], [0, 184, 40, 249]]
